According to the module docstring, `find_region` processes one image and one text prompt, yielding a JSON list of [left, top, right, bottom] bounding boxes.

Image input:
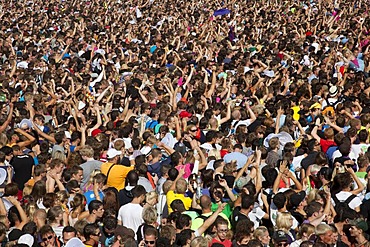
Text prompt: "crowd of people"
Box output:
[[1, 0, 370, 246]]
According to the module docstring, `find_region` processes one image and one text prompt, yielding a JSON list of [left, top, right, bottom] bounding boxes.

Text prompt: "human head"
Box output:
[[254, 226, 270, 245], [315, 223, 334, 245], [88, 200, 104, 218], [144, 226, 158, 247], [83, 223, 101, 243], [62, 226, 77, 244], [276, 212, 293, 233], [215, 217, 229, 241], [160, 225, 176, 245], [305, 201, 323, 220], [39, 225, 56, 246]]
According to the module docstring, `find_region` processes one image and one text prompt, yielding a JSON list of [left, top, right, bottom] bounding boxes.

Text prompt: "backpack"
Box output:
[[196, 215, 223, 236], [332, 194, 356, 212]]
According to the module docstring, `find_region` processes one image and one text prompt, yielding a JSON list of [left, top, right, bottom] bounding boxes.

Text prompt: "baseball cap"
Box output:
[[290, 191, 306, 208], [349, 218, 368, 232], [107, 149, 122, 159], [18, 234, 34, 247], [273, 230, 288, 243]]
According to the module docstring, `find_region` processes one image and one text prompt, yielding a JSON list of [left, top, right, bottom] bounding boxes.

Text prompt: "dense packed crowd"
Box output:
[[1, 0, 370, 246]]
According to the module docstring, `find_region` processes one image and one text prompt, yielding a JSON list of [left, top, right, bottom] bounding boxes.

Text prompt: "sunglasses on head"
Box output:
[[42, 235, 53, 242], [145, 240, 155, 244]]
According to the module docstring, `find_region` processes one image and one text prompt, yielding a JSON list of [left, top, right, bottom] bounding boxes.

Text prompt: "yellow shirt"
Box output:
[[100, 162, 134, 191], [166, 190, 192, 213]]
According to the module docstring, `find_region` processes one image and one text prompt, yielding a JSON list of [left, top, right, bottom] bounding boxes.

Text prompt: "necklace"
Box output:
[[356, 240, 368, 247]]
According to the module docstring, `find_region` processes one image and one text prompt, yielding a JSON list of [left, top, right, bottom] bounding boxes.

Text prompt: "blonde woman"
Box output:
[[290, 224, 315, 247], [146, 191, 159, 207], [253, 226, 270, 247], [276, 212, 296, 243], [82, 169, 102, 193]]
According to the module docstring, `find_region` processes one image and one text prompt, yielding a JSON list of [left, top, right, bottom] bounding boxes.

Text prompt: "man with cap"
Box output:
[[349, 218, 369, 247], [272, 230, 289, 247], [101, 148, 134, 191], [290, 191, 307, 224]]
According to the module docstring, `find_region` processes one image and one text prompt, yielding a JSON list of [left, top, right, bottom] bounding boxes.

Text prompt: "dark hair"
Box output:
[[131, 185, 146, 198], [63, 226, 77, 235], [88, 200, 103, 214], [83, 223, 99, 241], [102, 216, 117, 231], [273, 193, 286, 210], [175, 229, 193, 247], [175, 214, 192, 230], [305, 202, 323, 217], [241, 194, 255, 210]]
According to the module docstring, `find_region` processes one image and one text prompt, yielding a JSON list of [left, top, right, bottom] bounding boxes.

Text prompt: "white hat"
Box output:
[[65, 237, 85, 247], [107, 149, 122, 159], [329, 85, 339, 97], [0, 168, 7, 185], [18, 234, 34, 247], [78, 101, 86, 110]]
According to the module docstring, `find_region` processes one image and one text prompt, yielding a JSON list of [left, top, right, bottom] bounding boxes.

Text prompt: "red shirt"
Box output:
[[210, 238, 232, 247], [320, 139, 336, 153]]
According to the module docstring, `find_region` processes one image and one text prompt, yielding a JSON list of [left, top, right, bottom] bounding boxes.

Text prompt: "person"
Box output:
[[83, 223, 102, 247], [315, 224, 335, 246], [118, 170, 138, 206], [272, 230, 290, 247], [349, 218, 370, 247], [253, 226, 271, 247], [210, 217, 232, 247], [139, 226, 158, 247], [39, 225, 62, 247], [101, 149, 134, 191], [10, 145, 35, 191], [117, 185, 146, 237], [62, 226, 77, 245], [100, 216, 118, 247], [166, 169, 192, 213], [79, 145, 103, 189], [86, 200, 104, 224]]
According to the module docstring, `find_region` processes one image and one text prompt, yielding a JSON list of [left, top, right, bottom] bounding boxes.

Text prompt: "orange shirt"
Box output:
[[100, 162, 134, 191]]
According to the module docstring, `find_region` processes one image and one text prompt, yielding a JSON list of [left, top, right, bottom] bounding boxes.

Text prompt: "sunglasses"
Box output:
[[189, 129, 197, 132], [92, 232, 101, 236], [145, 240, 155, 244], [42, 235, 53, 242], [278, 243, 289, 247]]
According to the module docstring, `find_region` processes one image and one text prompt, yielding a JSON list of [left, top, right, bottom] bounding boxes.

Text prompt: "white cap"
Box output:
[[107, 149, 122, 159], [18, 234, 34, 247], [65, 237, 85, 247]]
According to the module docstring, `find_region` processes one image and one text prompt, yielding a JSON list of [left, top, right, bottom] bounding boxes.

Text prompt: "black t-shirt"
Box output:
[[10, 154, 34, 190], [231, 206, 250, 229]]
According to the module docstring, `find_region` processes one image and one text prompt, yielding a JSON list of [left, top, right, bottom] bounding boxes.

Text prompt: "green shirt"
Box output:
[[211, 202, 233, 219]]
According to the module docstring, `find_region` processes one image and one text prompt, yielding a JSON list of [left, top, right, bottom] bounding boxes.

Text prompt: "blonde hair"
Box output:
[[306, 189, 322, 204], [142, 206, 157, 224], [145, 191, 158, 206], [53, 150, 66, 162], [25, 202, 39, 222], [56, 190, 69, 205], [190, 236, 209, 247], [276, 212, 293, 233], [79, 145, 95, 158], [297, 224, 315, 240], [23, 185, 33, 197], [0, 133, 8, 148], [254, 226, 268, 240], [83, 169, 101, 192]]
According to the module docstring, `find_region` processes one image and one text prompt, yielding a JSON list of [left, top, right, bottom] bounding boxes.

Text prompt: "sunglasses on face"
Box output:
[[42, 235, 53, 242], [92, 232, 101, 236], [145, 240, 155, 244], [189, 129, 197, 132], [278, 243, 289, 247]]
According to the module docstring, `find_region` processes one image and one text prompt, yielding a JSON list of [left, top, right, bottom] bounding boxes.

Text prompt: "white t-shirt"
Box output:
[[117, 203, 144, 238], [331, 191, 362, 210], [352, 144, 370, 160], [248, 203, 266, 229]]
